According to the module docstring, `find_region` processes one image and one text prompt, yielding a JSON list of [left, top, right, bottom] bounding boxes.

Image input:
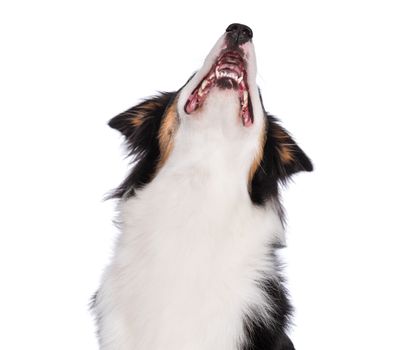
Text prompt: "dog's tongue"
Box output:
[[185, 94, 198, 114]]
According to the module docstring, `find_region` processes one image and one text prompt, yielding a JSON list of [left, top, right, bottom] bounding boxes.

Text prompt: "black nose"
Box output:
[[225, 23, 253, 46]]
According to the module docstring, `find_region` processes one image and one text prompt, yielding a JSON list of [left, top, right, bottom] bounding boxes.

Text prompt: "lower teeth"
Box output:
[[242, 90, 248, 107], [201, 79, 209, 89]]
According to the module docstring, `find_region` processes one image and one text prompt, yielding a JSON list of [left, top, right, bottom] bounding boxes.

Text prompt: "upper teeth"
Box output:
[[215, 68, 241, 82]]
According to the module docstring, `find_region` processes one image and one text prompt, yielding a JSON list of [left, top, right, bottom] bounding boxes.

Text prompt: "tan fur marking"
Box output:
[[143, 101, 162, 111], [248, 118, 267, 186], [157, 97, 179, 169], [279, 146, 295, 164], [131, 116, 142, 127], [273, 126, 295, 164], [130, 101, 164, 127]]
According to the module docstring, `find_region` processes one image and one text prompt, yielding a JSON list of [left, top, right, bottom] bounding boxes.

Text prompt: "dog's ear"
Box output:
[[108, 92, 176, 141], [266, 115, 313, 181], [107, 92, 177, 199], [249, 115, 313, 205]]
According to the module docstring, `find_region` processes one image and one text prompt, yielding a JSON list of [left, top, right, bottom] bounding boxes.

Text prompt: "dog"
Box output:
[[92, 23, 313, 350]]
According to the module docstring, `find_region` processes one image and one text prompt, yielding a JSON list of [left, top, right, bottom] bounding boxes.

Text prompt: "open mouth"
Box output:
[[184, 50, 253, 127]]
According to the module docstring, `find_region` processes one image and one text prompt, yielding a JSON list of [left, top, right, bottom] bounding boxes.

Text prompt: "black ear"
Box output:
[[249, 115, 313, 205], [107, 91, 177, 199], [109, 92, 176, 141], [266, 114, 313, 180]]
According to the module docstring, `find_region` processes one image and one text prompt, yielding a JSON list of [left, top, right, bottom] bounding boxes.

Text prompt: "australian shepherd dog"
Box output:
[[92, 23, 313, 350]]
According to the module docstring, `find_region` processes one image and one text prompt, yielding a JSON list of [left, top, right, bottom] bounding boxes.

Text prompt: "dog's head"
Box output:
[[109, 24, 313, 204]]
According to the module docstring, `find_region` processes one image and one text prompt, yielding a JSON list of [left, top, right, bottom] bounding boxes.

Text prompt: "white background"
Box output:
[[1, 1, 418, 349]]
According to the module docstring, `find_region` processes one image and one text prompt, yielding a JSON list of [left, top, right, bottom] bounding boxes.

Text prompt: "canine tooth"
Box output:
[[243, 90, 248, 106], [201, 79, 209, 89], [238, 73, 243, 83]]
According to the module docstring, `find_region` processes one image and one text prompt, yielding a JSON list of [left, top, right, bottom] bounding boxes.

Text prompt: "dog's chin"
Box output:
[[192, 87, 244, 128]]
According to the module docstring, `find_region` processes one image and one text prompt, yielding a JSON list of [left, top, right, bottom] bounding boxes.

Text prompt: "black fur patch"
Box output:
[[241, 250, 295, 350]]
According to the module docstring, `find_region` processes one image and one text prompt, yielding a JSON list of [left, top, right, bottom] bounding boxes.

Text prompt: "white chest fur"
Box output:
[[96, 92, 284, 350]]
